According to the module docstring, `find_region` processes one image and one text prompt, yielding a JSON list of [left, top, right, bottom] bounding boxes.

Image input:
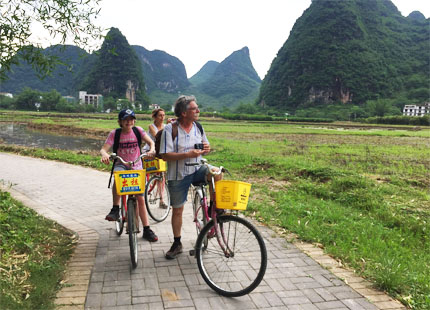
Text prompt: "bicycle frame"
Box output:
[[120, 195, 139, 223], [192, 173, 235, 258], [187, 158, 267, 297], [110, 152, 149, 268]]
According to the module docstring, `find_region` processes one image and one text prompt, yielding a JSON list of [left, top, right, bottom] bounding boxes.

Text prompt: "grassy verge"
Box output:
[[1, 113, 429, 309], [0, 189, 76, 310]]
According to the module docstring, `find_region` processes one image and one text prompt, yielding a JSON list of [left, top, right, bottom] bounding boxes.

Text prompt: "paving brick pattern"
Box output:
[[0, 153, 406, 310]]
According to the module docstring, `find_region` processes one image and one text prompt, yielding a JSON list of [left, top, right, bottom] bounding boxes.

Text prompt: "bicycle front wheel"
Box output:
[[145, 174, 171, 222], [115, 196, 126, 235], [127, 198, 138, 268], [195, 215, 267, 297]]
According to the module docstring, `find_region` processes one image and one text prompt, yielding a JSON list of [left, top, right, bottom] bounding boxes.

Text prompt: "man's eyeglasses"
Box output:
[[188, 106, 199, 111]]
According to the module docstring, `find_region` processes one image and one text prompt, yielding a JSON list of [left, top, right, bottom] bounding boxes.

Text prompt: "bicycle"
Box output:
[[143, 158, 171, 222], [186, 159, 267, 297], [110, 153, 148, 269]]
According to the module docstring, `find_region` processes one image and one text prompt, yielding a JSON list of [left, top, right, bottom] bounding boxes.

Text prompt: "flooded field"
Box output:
[[0, 122, 103, 151]]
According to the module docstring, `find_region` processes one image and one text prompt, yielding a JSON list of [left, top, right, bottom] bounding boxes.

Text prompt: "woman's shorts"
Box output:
[[113, 164, 144, 197], [168, 165, 209, 208]]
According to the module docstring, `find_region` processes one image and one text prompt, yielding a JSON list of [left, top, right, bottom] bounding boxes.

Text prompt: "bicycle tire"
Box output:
[[115, 196, 126, 235], [195, 215, 267, 297], [127, 198, 138, 268], [145, 174, 171, 222]]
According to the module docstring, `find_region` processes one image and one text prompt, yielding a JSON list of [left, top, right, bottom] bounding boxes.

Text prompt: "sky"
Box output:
[[31, 0, 430, 79]]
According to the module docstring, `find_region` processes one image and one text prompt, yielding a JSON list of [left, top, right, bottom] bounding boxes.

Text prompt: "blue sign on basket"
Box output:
[[121, 186, 141, 193]]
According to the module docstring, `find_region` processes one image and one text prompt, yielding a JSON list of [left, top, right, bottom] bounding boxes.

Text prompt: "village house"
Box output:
[[79, 91, 103, 108], [403, 103, 430, 117]]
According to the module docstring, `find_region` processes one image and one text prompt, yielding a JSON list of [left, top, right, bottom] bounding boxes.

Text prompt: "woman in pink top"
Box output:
[[100, 109, 158, 242]]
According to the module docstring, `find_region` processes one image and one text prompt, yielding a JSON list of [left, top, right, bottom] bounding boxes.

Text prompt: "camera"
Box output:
[[194, 143, 204, 150]]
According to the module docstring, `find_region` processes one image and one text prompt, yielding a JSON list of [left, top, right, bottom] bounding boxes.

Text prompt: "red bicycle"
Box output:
[[111, 153, 146, 269], [143, 158, 171, 222]]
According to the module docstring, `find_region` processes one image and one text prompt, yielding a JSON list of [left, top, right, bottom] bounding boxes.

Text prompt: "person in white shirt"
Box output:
[[159, 95, 213, 259]]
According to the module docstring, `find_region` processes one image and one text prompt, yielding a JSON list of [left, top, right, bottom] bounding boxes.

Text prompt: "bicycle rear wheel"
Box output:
[[115, 196, 126, 235], [195, 215, 267, 297], [145, 174, 171, 222], [127, 198, 138, 268], [193, 190, 208, 232]]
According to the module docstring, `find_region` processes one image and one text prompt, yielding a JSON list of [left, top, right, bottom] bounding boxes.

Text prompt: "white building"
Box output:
[[149, 104, 160, 110], [0, 92, 13, 98], [403, 103, 430, 117], [79, 91, 103, 108]]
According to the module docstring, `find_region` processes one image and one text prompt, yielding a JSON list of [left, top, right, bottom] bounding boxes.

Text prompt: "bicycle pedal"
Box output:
[[189, 249, 195, 256]]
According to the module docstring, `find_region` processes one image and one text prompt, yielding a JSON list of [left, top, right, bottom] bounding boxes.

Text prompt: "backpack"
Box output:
[[108, 127, 142, 188], [155, 121, 203, 158]]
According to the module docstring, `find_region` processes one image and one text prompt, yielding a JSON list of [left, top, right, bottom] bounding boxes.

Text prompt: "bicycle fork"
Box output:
[[128, 196, 140, 233]]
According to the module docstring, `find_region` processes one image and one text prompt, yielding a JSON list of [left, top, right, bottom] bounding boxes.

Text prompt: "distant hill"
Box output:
[[407, 11, 426, 20], [258, 0, 430, 110], [133, 46, 190, 93], [189, 61, 219, 86], [82, 27, 149, 105], [184, 47, 261, 109], [201, 47, 260, 99], [146, 47, 262, 110], [0, 45, 93, 96], [1, 35, 262, 110]]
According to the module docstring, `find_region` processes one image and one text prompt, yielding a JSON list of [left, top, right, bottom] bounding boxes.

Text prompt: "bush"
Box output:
[[362, 115, 430, 126], [287, 117, 334, 123]]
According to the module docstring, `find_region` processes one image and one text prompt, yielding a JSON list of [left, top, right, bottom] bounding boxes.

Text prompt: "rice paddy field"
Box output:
[[1, 111, 429, 309]]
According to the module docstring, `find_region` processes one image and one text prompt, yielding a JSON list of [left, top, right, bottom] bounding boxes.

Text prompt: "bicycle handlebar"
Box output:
[[110, 153, 149, 167]]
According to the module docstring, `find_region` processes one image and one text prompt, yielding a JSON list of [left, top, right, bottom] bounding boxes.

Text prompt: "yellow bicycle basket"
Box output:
[[215, 180, 251, 210], [114, 170, 146, 195]]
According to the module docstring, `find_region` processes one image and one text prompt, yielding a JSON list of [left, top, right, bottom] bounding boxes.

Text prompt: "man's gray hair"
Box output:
[[174, 95, 197, 118]]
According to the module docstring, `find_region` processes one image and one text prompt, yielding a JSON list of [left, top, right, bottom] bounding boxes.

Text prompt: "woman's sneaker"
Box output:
[[142, 228, 158, 242], [165, 242, 183, 259], [105, 206, 119, 221]]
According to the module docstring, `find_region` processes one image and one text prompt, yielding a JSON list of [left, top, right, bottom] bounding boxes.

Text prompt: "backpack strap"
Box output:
[[132, 126, 142, 150], [132, 126, 143, 167], [113, 128, 122, 153], [195, 121, 204, 137], [108, 128, 122, 188], [171, 122, 178, 140]]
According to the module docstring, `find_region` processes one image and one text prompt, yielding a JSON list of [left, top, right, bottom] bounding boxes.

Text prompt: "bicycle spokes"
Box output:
[[195, 215, 267, 297]]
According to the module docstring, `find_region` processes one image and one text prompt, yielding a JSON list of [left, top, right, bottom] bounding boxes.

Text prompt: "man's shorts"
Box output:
[[168, 165, 209, 208], [113, 164, 144, 196]]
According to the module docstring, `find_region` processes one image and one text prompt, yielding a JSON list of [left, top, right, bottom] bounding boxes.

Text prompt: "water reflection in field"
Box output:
[[0, 123, 103, 151]]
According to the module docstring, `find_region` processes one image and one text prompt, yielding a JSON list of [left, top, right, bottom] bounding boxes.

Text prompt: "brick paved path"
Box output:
[[0, 153, 405, 310]]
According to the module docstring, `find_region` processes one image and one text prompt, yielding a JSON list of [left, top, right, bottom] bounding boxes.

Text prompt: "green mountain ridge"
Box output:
[[0, 45, 94, 96], [189, 61, 219, 86], [1, 41, 261, 111], [200, 47, 261, 100], [82, 28, 149, 106], [133, 45, 190, 93], [257, 0, 429, 110]]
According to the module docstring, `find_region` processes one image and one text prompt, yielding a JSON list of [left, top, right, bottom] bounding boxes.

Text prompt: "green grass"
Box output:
[[1, 112, 429, 309], [0, 190, 76, 310]]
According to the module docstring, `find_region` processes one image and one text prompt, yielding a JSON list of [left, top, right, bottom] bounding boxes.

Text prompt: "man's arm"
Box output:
[[161, 149, 204, 161]]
